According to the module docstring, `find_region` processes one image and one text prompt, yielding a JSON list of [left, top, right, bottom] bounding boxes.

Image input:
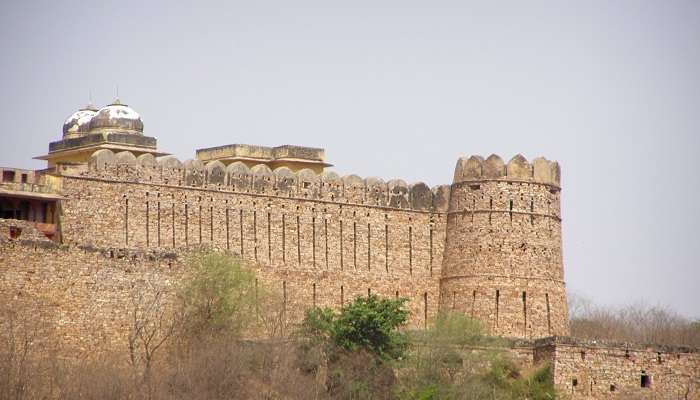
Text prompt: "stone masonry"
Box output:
[[1, 111, 699, 398]]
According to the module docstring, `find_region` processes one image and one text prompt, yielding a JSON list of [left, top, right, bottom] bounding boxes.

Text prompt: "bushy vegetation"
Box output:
[[299, 295, 410, 399], [396, 313, 556, 400], [298, 298, 556, 400], [302, 295, 409, 359], [180, 251, 259, 335]]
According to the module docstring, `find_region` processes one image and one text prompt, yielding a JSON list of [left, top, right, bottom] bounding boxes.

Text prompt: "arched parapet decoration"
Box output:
[[320, 171, 342, 200], [112, 151, 138, 180], [483, 154, 505, 179], [409, 182, 432, 211], [274, 166, 298, 196], [453, 157, 468, 182], [532, 157, 553, 184], [251, 164, 273, 194], [387, 179, 409, 208], [297, 168, 320, 199], [136, 153, 156, 167], [342, 174, 365, 203], [157, 155, 183, 184], [134, 153, 158, 181], [226, 161, 251, 192], [88, 149, 115, 171], [454, 156, 484, 183], [157, 155, 182, 169], [183, 159, 205, 187], [365, 177, 387, 206], [506, 154, 532, 179], [432, 185, 451, 212], [205, 160, 226, 186], [550, 161, 561, 186], [463, 155, 484, 180], [114, 151, 137, 166]]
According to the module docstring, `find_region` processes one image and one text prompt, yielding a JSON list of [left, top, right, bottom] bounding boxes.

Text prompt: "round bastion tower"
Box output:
[[439, 154, 569, 339]]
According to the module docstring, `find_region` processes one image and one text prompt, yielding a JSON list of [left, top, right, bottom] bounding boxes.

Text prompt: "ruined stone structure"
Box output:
[[1, 100, 698, 398]]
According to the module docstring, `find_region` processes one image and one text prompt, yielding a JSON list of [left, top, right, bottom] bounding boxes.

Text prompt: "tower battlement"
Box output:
[[453, 154, 560, 187]]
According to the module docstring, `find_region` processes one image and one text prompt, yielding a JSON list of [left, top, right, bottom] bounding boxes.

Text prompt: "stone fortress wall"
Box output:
[[57, 148, 452, 329], [2, 144, 700, 399]]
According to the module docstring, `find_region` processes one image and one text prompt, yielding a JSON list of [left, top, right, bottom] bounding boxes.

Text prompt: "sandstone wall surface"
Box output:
[[538, 337, 700, 399]]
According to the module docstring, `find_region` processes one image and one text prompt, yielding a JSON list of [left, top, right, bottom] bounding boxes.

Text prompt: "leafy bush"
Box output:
[[300, 295, 409, 399], [302, 294, 409, 360]]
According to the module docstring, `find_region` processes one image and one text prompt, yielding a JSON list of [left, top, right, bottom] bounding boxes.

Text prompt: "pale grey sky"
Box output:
[[1, 1, 698, 318]]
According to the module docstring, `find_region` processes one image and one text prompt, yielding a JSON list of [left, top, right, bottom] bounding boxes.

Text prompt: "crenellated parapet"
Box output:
[[447, 154, 562, 219], [453, 154, 560, 187], [82, 149, 450, 212]]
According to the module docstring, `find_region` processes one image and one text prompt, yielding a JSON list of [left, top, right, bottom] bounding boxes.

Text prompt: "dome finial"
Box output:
[[83, 90, 97, 111]]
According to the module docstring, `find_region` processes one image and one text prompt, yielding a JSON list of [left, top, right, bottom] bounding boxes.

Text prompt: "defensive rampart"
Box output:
[[53, 149, 453, 329]]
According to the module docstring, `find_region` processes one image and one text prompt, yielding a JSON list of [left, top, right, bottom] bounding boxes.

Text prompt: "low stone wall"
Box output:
[[534, 336, 700, 399]]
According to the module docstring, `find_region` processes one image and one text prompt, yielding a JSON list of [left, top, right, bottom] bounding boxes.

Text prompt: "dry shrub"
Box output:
[[0, 293, 58, 400], [569, 293, 700, 347]]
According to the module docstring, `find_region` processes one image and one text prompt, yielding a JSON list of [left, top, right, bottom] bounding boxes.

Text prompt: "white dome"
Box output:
[[88, 99, 144, 134], [62, 106, 98, 139]]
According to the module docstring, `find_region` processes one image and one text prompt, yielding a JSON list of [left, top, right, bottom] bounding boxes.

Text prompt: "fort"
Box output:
[[1, 99, 699, 398]]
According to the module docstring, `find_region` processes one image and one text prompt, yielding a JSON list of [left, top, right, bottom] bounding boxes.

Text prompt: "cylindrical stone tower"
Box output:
[[439, 154, 569, 339]]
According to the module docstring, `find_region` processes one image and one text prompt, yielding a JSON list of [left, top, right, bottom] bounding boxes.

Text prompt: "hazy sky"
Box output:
[[1, 1, 698, 318]]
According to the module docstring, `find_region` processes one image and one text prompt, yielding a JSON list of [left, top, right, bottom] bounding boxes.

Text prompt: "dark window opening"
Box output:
[[9, 226, 21, 239], [641, 373, 651, 388], [2, 171, 15, 182], [468, 184, 480, 190], [509, 200, 513, 222], [20, 174, 28, 183], [581, 351, 586, 360], [657, 353, 662, 363], [572, 378, 578, 387], [610, 384, 616, 392], [303, 182, 311, 189]]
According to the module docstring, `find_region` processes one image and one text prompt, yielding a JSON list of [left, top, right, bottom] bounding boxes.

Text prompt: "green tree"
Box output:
[[302, 294, 409, 360], [300, 295, 409, 399]]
